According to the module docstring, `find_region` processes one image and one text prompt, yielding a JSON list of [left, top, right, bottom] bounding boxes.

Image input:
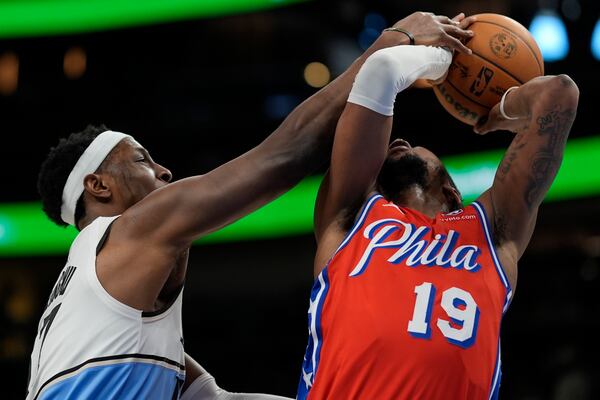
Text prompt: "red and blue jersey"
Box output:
[[298, 194, 512, 400]]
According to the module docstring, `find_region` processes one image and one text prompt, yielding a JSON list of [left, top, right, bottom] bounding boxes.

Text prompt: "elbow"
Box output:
[[544, 74, 580, 109], [364, 49, 399, 78], [529, 74, 579, 140]]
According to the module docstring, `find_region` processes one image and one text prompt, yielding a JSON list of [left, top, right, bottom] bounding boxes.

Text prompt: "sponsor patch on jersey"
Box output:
[[440, 209, 476, 222]]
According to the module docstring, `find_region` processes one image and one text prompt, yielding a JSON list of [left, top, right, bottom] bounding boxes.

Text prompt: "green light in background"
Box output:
[[0, 176, 321, 257], [198, 175, 319, 244], [1, 136, 600, 257], [0, 0, 308, 39], [543, 136, 600, 201], [444, 150, 502, 203], [443, 135, 600, 203], [0, 203, 77, 256]]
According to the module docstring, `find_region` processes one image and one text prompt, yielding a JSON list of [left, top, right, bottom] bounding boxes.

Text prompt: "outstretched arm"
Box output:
[[137, 12, 474, 245], [182, 354, 293, 400], [100, 12, 475, 309], [474, 75, 579, 286]]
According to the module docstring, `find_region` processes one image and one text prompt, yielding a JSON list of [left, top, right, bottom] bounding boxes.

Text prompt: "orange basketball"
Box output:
[[432, 13, 544, 125]]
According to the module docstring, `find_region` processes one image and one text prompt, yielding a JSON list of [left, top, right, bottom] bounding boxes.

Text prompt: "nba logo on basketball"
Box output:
[[489, 32, 517, 59], [432, 13, 544, 126], [470, 66, 494, 97]]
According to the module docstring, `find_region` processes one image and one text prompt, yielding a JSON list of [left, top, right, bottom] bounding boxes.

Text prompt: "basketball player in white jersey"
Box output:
[[26, 11, 477, 400]]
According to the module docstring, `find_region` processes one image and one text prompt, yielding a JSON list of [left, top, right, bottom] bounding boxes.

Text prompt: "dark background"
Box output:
[[1, 0, 599, 398]]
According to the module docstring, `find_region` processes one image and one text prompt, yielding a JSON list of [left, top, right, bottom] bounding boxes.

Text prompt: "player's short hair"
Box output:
[[38, 124, 110, 227]]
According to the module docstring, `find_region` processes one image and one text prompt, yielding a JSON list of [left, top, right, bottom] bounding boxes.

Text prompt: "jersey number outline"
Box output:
[[407, 282, 480, 348]]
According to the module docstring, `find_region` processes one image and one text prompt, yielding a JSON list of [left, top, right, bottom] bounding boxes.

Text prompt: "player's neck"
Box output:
[[77, 201, 125, 231], [77, 211, 105, 231], [388, 186, 446, 218]]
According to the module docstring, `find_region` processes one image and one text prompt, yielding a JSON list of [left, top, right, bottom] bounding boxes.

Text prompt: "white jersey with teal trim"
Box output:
[[26, 216, 186, 400]]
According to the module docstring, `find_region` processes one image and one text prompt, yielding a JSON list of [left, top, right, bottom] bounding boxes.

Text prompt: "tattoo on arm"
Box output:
[[523, 105, 576, 209], [497, 132, 527, 182]]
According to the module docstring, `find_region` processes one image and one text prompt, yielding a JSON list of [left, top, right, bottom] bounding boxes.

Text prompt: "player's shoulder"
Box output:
[[339, 191, 384, 231]]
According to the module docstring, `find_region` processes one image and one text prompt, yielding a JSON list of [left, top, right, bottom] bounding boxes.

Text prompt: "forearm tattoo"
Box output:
[[523, 105, 576, 209], [497, 132, 527, 183]]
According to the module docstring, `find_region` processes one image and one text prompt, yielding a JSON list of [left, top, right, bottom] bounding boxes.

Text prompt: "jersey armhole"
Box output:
[[470, 201, 513, 313], [316, 193, 383, 279]]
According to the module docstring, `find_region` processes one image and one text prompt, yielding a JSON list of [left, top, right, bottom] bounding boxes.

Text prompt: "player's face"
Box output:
[[103, 138, 172, 209], [378, 139, 450, 198]]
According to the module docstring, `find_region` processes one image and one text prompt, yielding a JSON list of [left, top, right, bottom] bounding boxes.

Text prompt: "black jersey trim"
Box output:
[[96, 219, 116, 255], [142, 284, 184, 318]]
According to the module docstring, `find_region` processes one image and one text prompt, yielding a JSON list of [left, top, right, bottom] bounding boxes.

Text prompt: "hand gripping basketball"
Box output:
[[411, 13, 477, 89], [385, 12, 476, 55], [432, 13, 544, 126], [473, 83, 531, 134]]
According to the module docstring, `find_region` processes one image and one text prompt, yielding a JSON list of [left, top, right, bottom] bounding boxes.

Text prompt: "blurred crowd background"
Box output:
[[1, 0, 599, 398]]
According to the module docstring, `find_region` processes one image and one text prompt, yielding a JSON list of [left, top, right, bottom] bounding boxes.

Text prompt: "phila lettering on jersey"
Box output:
[[298, 194, 512, 400], [349, 216, 482, 277], [27, 216, 185, 400]]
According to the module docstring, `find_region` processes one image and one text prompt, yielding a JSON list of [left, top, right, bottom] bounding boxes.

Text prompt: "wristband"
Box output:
[[383, 27, 416, 45], [499, 86, 520, 120]]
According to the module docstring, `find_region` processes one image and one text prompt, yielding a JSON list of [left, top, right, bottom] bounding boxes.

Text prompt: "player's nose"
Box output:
[[155, 164, 172, 183]]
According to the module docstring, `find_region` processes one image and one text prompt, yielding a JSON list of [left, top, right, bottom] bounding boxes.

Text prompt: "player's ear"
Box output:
[[442, 183, 462, 211], [83, 173, 112, 201]]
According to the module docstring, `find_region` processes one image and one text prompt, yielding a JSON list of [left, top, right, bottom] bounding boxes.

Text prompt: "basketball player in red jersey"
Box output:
[[297, 39, 579, 399], [29, 11, 477, 400]]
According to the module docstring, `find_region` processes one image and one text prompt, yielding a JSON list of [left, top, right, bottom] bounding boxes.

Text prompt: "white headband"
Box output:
[[60, 130, 132, 226]]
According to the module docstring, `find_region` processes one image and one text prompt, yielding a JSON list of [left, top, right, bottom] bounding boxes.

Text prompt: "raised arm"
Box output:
[[101, 13, 475, 309], [141, 12, 474, 245], [474, 75, 579, 283], [312, 44, 455, 272]]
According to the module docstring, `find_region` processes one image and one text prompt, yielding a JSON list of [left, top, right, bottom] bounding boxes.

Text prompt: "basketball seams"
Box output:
[[467, 51, 524, 85], [433, 13, 543, 125], [432, 83, 487, 125], [444, 50, 523, 112], [473, 20, 544, 75]]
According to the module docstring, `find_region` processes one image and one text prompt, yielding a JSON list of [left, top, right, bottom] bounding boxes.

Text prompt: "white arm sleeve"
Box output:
[[180, 373, 294, 400], [347, 45, 452, 116]]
